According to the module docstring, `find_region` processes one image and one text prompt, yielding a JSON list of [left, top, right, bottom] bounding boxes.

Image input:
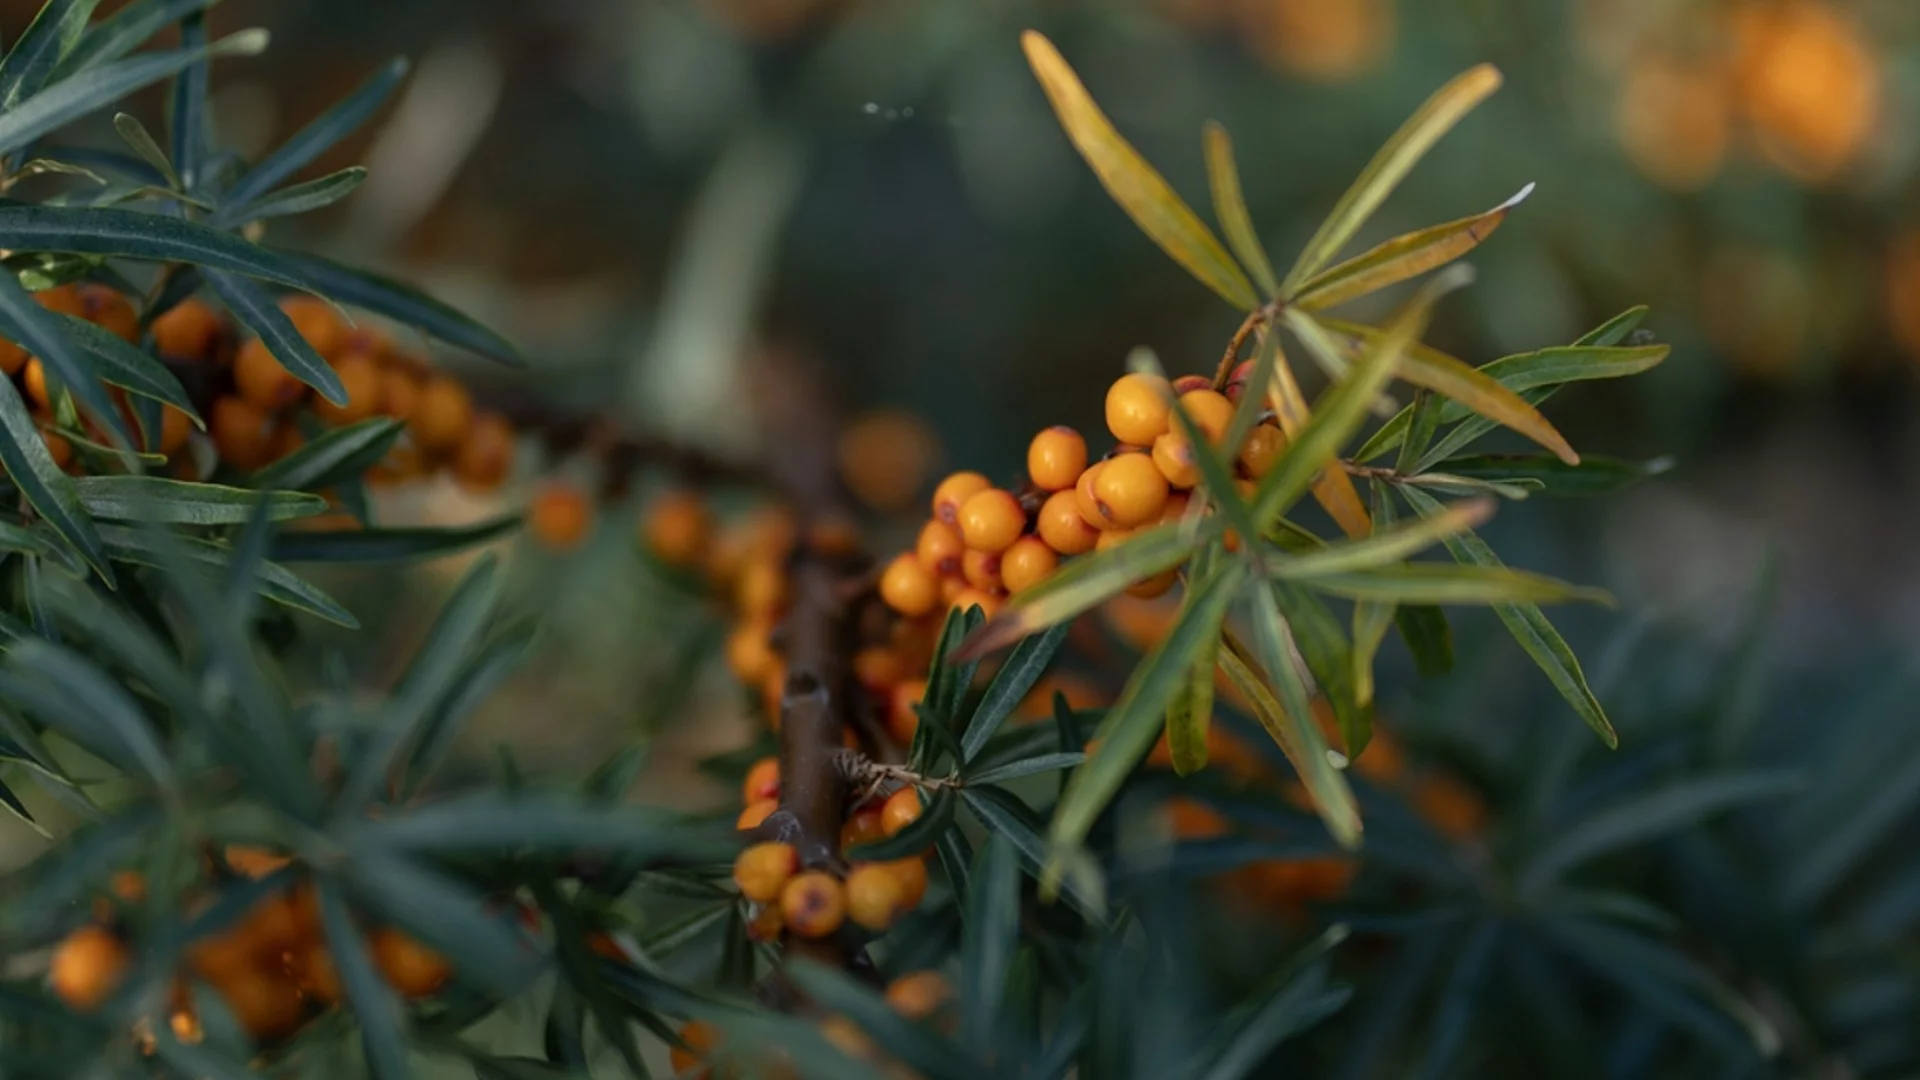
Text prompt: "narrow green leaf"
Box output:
[[1166, 588, 1224, 777], [0, 202, 331, 291], [962, 837, 1021, 1047], [786, 962, 979, 1080], [249, 416, 401, 491], [1350, 487, 1397, 712], [962, 752, 1085, 787], [52, 312, 198, 419], [222, 58, 406, 210], [1023, 31, 1260, 310], [1304, 562, 1614, 606], [397, 621, 536, 800], [0, 0, 100, 109], [1239, 592, 1361, 848], [264, 247, 523, 366], [962, 785, 1103, 921], [1294, 185, 1530, 312], [315, 877, 411, 1080], [1049, 560, 1247, 862], [1222, 322, 1279, 461], [0, 29, 267, 159], [0, 518, 82, 575], [0, 264, 134, 449], [112, 112, 180, 190], [268, 516, 521, 566], [74, 476, 324, 524], [362, 794, 732, 863], [1273, 497, 1493, 579], [1191, 926, 1353, 1080], [1270, 581, 1369, 760], [166, 11, 208, 187], [1278, 64, 1503, 294], [0, 378, 108, 581], [344, 847, 540, 996], [0, 639, 172, 789], [960, 621, 1068, 762], [217, 165, 365, 226], [1435, 453, 1675, 497], [956, 522, 1197, 659], [203, 269, 346, 405], [1400, 485, 1615, 746], [55, 0, 226, 78], [1202, 122, 1279, 297], [98, 524, 357, 627]]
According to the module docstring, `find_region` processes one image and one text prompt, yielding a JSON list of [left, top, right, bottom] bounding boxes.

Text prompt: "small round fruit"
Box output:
[[948, 586, 1002, 619], [735, 556, 787, 618], [915, 519, 965, 577], [410, 375, 472, 453], [725, 619, 776, 684], [837, 409, 939, 512], [670, 1020, 721, 1075], [1105, 373, 1173, 445], [841, 806, 886, 852], [233, 339, 307, 411], [313, 354, 383, 426], [211, 396, 274, 471], [214, 966, 307, 1041], [529, 484, 594, 551], [962, 548, 1002, 592], [742, 757, 781, 804], [0, 335, 25, 375], [372, 928, 451, 998], [887, 857, 929, 909], [645, 491, 712, 568], [292, 940, 341, 1003], [1037, 490, 1099, 555], [880, 788, 923, 836], [846, 862, 917, 931], [821, 1015, 874, 1059], [1128, 570, 1178, 599], [747, 903, 785, 942], [154, 405, 193, 457], [237, 892, 306, 959], [737, 799, 777, 830], [734, 842, 799, 904], [1239, 423, 1285, 478], [880, 553, 938, 617], [1177, 388, 1236, 445], [21, 358, 54, 410], [999, 535, 1058, 594], [1027, 426, 1088, 491], [853, 646, 903, 693], [931, 471, 991, 526], [956, 488, 1024, 553], [76, 284, 139, 342], [780, 871, 847, 939], [887, 679, 925, 744], [49, 926, 127, 1012], [1151, 432, 1199, 488], [379, 367, 422, 421], [279, 295, 343, 357], [1074, 462, 1111, 531], [41, 429, 73, 472], [454, 412, 515, 492], [885, 970, 952, 1020], [152, 297, 224, 361], [1092, 453, 1170, 528]]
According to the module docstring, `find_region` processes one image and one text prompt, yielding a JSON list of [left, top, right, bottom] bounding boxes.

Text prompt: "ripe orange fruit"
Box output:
[[725, 618, 777, 684], [233, 339, 307, 412], [1036, 490, 1099, 555], [880, 788, 923, 837], [1027, 426, 1088, 491], [1105, 373, 1173, 445], [956, 488, 1024, 553], [210, 396, 274, 471], [1176, 389, 1236, 445], [837, 408, 939, 511], [999, 535, 1057, 594], [780, 871, 847, 939], [853, 645, 904, 693], [371, 928, 451, 998], [453, 412, 515, 492], [742, 757, 781, 804], [737, 799, 778, 830], [644, 490, 712, 568], [914, 519, 965, 577], [1092, 452, 1170, 528], [735, 556, 788, 619], [1238, 423, 1284, 478], [1411, 774, 1487, 841], [846, 861, 917, 931], [279, 295, 343, 357], [961, 548, 1003, 592], [949, 586, 1003, 619], [21, 358, 54, 411], [931, 471, 990, 526], [887, 679, 925, 745], [410, 375, 472, 453], [41, 428, 73, 472], [152, 297, 225, 361], [885, 970, 951, 1020], [76, 284, 139, 342], [0, 336, 25, 375], [840, 806, 886, 852], [1073, 462, 1110, 531], [291, 940, 341, 1003], [880, 553, 939, 617], [670, 1019, 721, 1075], [49, 925, 128, 1012], [529, 483, 594, 551], [734, 842, 799, 903], [153, 404, 193, 456], [378, 367, 422, 422], [1151, 431, 1199, 488], [213, 967, 308, 1041], [312, 354, 382, 426]]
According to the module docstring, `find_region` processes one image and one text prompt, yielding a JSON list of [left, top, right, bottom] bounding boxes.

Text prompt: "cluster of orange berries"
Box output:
[[668, 970, 952, 1077], [0, 283, 516, 495], [876, 369, 1284, 624], [732, 759, 933, 941], [46, 847, 451, 1047]]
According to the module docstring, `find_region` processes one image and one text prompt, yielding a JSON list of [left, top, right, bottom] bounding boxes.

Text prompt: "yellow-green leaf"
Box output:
[[1261, 336, 1373, 539], [1203, 122, 1279, 298], [1293, 184, 1532, 312], [1279, 64, 1504, 295], [1023, 31, 1260, 311], [1272, 496, 1493, 579], [1220, 627, 1361, 849]]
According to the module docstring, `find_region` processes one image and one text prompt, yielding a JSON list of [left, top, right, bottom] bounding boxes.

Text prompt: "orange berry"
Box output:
[[939, 575, 968, 607], [1074, 462, 1111, 531], [1151, 431, 1199, 489], [644, 490, 712, 568], [1163, 797, 1230, 839], [949, 586, 1002, 620], [310, 354, 380, 426], [1171, 374, 1212, 395], [886, 970, 951, 1020], [152, 404, 193, 456], [734, 842, 799, 903], [846, 861, 918, 930], [152, 297, 225, 361], [34, 283, 84, 318], [725, 618, 777, 684], [75, 284, 138, 342], [1128, 571, 1178, 599], [49, 926, 127, 1012], [853, 645, 903, 693], [1037, 490, 1099, 555], [292, 940, 340, 1003], [410, 375, 472, 453], [879, 553, 938, 617], [529, 484, 595, 551], [210, 396, 274, 470], [1092, 452, 1170, 528], [371, 928, 451, 998], [838, 409, 939, 511], [279, 295, 343, 357], [236, 892, 306, 960], [841, 806, 887, 852], [1105, 372, 1173, 445], [914, 519, 965, 577], [808, 515, 862, 557], [671, 1019, 722, 1074], [21, 358, 53, 411], [0, 337, 25, 375], [212, 967, 307, 1041], [170, 1004, 205, 1045], [821, 1015, 874, 1059], [269, 421, 304, 463], [956, 488, 1024, 553], [736, 556, 787, 618], [887, 679, 925, 744], [747, 903, 785, 942], [738, 799, 778, 830], [1239, 423, 1285, 478], [379, 367, 422, 421], [742, 757, 781, 804], [454, 411, 515, 492], [886, 856, 928, 909], [1000, 535, 1057, 594], [780, 871, 846, 939], [41, 428, 73, 471], [233, 339, 307, 411], [187, 927, 256, 981], [1176, 388, 1236, 445], [109, 871, 147, 904], [880, 788, 924, 836], [1027, 426, 1088, 491], [962, 548, 1003, 592], [1159, 490, 1192, 525], [1412, 774, 1487, 841], [931, 471, 990, 526]]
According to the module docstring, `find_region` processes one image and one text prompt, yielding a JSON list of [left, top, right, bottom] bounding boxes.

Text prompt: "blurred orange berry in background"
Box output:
[[1731, 0, 1879, 185], [837, 409, 939, 512], [1246, 0, 1395, 83], [1885, 231, 1920, 366], [529, 483, 595, 551], [1615, 53, 1732, 192]]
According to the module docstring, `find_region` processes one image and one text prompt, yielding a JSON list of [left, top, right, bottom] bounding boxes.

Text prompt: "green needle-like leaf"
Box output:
[[221, 57, 406, 210], [0, 375, 108, 582], [264, 247, 523, 366], [1293, 184, 1531, 312], [55, 0, 226, 78], [73, 476, 324, 524], [249, 416, 402, 491], [1239, 590, 1362, 848], [960, 621, 1068, 762], [216, 165, 365, 226], [267, 516, 521, 565], [1302, 562, 1614, 606], [0, 0, 100, 109], [203, 269, 346, 405], [1203, 122, 1279, 297], [1271, 497, 1493, 579], [0, 203, 324, 289]]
